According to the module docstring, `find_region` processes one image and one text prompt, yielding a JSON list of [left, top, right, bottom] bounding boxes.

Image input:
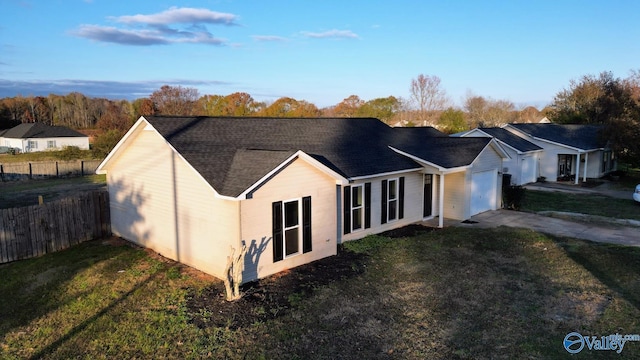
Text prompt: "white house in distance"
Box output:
[[97, 116, 507, 282], [455, 127, 543, 186], [503, 123, 615, 184], [0, 122, 89, 153]]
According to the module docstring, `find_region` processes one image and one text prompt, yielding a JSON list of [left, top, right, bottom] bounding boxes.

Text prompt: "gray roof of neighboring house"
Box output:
[[1, 122, 87, 138], [144, 116, 497, 197], [477, 127, 542, 153], [508, 123, 606, 150]]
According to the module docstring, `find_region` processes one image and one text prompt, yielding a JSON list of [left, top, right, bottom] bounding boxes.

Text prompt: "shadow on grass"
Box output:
[[551, 237, 640, 311], [0, 240, 131, 340], [27, 265, 164, 360]]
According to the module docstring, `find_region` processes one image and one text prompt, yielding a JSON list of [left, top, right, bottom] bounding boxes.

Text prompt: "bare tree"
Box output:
[[409, 74, 450, 121], [150, 85, 200, 116]]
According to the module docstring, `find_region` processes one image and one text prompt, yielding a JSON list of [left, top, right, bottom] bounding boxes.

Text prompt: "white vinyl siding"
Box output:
[[342, 172, 423, 242], [240, 158, 337, 282], [442, 171, 467, 220], [104, 125, 240, 280]]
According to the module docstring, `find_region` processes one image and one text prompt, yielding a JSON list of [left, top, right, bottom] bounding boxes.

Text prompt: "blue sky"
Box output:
[[1, 0, 639, 109]]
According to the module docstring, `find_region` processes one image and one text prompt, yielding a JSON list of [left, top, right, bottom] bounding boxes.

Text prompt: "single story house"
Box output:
[[503, 123, 615, 184], [97, 116, 507, 282], [454, 127, 543, 185], [0, 122, 89, 153]]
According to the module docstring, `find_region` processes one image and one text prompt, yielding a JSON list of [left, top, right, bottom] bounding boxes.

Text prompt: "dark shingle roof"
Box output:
[[478, 127, 542, 153], [390, 129, 493, 168], [1, 123, 87, 138], [508, 123, 605, 150], [393, 126, 448, 137], [144, 116, 500, 197], [146, 116, 421, 197]]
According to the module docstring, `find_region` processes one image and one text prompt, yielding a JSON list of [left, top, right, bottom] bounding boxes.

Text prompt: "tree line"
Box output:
[[1, 71, 638, 164]]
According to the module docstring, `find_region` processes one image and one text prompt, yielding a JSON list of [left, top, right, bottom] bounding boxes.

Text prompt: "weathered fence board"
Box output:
[[0, 160, 102, 181], [0, 191, 110, 264]]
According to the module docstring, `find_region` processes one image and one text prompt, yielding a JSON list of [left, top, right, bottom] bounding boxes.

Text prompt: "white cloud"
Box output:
[[252, 35, 288, 42], [72, 7, 237, 46], [301, 29, 359, 39], [114, 7, 238, 26]]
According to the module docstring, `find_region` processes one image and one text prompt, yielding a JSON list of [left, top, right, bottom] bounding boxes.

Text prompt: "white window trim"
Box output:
[[351, 184, 364, 232], [282, 198, 302, 259], [47, 140, 56, 149], [387, 178, 399, 223]]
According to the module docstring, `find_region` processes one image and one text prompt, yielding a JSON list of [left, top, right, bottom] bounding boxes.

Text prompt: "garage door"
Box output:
[[471, 170, 497, 216], [520, 156, 537, 185]]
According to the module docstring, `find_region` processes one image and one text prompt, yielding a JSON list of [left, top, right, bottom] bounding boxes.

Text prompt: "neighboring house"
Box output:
[[0, 122, 89, 153], [455, 127, 543, 185], [503, 123, 615, 184], [97, 116, 507, 282]]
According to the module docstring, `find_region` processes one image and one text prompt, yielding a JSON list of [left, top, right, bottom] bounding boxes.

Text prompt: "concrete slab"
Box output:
[[451, 209, 640, 247]]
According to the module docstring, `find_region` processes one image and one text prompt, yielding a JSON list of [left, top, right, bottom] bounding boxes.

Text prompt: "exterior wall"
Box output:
[[342, 171, 424, 242], [240, 158, 338, 282], [442, 171, 467, 220], [104, 126, 239, 280], [5, 136, 89, 153], [583, 150, 607, 178], [2, 138, 23, 151]]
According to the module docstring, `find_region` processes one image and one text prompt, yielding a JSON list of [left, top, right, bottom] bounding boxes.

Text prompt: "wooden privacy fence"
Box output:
[[0, 160, 102, 181], [0, 191, 111, 264]]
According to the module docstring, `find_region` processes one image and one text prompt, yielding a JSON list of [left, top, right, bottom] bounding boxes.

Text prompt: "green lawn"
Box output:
[[0, 174, 106, 209], [1, 227, 639, 359], [0, 149, 97, 163], [522, 190, 640, 221]]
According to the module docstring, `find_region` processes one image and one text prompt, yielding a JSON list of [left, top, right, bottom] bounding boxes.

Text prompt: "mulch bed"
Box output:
[[185, 245, 368, 330], [185, 224, 435, 329]]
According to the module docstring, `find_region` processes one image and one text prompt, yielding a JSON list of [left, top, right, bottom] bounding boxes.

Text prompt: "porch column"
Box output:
[[574, 153, 580, 184], [439, 172, 445, 228], [583, 152, 588, 182]]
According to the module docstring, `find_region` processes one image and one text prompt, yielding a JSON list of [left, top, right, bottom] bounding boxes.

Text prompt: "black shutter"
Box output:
[[272, 201, 283, 262], [343, 186, 351, 234], [399, 177, 405, 220], [302, 196, 312, 253], [364, 182, 371, 229], [381, 180, 388, 224]]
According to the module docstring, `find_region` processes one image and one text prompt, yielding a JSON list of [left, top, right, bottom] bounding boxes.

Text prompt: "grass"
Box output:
[[2, 227, 640, 359], [0, 148, 96, 163], [0, 174, 106, 209], [522, 190, 640, 221]]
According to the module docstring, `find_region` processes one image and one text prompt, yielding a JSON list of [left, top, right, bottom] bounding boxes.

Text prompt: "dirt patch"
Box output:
[[185, 246, 368, 330]]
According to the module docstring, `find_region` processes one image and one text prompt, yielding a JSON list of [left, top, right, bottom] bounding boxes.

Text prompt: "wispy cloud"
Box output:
[[114, 7, 238, 26], [301, 29, 359, 39], [71, 7, 237, 46], [251, 35, 288, 42], [0, 79, 229, 99]]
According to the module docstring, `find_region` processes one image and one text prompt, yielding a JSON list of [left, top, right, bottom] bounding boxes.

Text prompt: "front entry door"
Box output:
[[558, 154, 573, 179], [423, 174, 433, 217]]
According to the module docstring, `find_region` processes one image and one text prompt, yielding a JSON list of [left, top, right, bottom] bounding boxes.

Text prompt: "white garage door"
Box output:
[[471, 170, 497, 216], [520, 156, 537, 185]]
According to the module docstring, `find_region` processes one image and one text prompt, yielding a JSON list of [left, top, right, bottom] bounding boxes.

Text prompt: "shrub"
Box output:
[[503, 185, 526, 210], [58, 146, 84, 160]]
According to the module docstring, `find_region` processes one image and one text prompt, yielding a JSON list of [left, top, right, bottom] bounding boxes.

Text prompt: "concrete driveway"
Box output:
[[457, 209, 640, 247]]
